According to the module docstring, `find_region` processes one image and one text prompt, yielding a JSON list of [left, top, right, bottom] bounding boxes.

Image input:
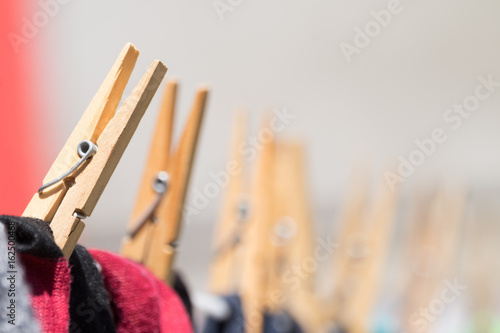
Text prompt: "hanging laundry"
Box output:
[[0, 215, 71, 332], [89, 249, 193, 333], [173, 271, 194, 323], [202, 295, 303, 333], [0, 222, 40, 332], [0, 215, 193, 333], [202, 295, 244, 333], [263, 311, 304, 333], [0, 215, 118, 333], [328, 326, 348, 333], [69, 245, 116, 333]]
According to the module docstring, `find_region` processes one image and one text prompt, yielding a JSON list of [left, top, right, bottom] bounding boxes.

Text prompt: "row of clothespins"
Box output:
[[20, 42, 499, 333], [201, 115, 499, 333], [22, 43, 207, 287]]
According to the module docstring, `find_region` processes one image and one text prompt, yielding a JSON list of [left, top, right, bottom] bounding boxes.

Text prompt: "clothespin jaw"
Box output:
[[208, 111, 249, 294], [145, 86, 208, 282], [121, 80, 177, 263], [23, 44, 139, 223], [23, 43, 167, 258], [121, 84, 209, 282]]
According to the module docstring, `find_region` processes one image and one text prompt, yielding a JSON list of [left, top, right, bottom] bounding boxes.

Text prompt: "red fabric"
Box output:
[[20, 253, 71, 333], [89, 249, 193, 333]]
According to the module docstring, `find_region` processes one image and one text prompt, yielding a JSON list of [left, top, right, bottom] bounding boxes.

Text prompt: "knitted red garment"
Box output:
[[20, 253, 71, 333], [89, 249, 193, 333]]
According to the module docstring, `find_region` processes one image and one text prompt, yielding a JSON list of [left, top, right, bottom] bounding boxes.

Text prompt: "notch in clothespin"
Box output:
[[121, 79, 208, 282], [22, 43, 167, 259]]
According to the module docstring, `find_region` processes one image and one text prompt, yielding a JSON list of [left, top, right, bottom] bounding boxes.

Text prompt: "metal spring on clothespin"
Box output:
[[212, 197, 250, 258], [128, 171, 170, 238], [38, 140, 98, 194]]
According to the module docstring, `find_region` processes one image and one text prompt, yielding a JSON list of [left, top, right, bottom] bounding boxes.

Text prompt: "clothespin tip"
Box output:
[[197, 84, 210, 92]]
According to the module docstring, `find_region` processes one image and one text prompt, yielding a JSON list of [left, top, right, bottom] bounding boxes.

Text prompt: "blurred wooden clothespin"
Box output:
[[272, 141, 326, 333], [241, 135, 326, 332], [241, 115, 276, 333], [401, 184, 466, 333], [327, 164, 399, 333], [346, 178, 399, 333], [208, 112, 249, 294], [329, 164, 371, 323], [23, 43, 167, 259], [121, 79, 208, 282]]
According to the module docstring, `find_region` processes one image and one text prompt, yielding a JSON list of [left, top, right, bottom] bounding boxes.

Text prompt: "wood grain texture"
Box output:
[[23, 43, 139, 223], [51, 60, 167, 258], [121, 80, 177, 262], [145, 87, 208, 281]]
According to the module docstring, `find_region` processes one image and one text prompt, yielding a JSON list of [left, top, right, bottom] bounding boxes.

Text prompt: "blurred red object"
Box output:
[[0, 2, 45, 215]]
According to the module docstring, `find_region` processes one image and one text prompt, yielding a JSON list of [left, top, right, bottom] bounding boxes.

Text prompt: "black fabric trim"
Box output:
[[69, 245, 116, 333], [0, 215, 63, 258], [173, 271, 194, 323]]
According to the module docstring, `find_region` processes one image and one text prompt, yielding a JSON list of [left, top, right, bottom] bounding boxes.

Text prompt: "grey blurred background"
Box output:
[[34, 0, 500, 292]]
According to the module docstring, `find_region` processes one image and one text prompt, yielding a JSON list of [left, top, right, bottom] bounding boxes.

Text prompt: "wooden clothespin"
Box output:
[[400, 187, 443, 333], [345, 178, 399, 333], [401, 184, 466, 333], [241, 116, 276, 333], [22, 43, 167, 259], [272, 141, 326, 332], [464, 199, 499, 331], [121, 79, 208, 282], [329, 164, 371, 322], [263, 140, 293, 314], [242, 138, 326, 332], [208, 111, 249, 294]]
